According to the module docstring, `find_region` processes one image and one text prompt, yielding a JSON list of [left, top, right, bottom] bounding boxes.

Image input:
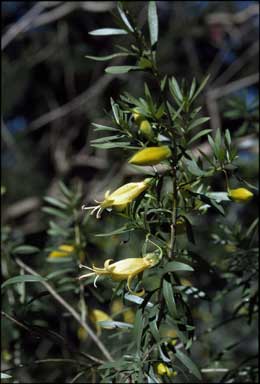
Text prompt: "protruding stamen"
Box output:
[[94, 274, 99, 288], [79, 264, 94, 271]]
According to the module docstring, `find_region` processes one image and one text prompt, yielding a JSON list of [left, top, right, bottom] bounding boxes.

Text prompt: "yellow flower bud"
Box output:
[[228, 188, 253, 203], [79, 253, 159, 296], [132, 111, 144, 125], [111, 299, 124, 315], [89, 309, 113, 329], [82, 178, 152, 218], [48, 244, 75, 259], [129, 146, 171, 166], [139, 120, 154, 139], [123, 308, 135, 324], [77, 326, 88, 341], [156, 363, 172, 377]]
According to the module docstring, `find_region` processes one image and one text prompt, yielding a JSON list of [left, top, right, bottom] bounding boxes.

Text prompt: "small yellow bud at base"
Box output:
[[156, 363, 172, 377], [228, 188, 253, 203], [139, 120, 154, 139], [77, 326, 88, 341]]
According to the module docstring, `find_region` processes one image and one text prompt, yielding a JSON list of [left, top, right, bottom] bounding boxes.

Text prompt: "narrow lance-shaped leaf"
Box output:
[[148, 1, 158, 47], [163, 261, 194, 273], [163, 279, 177, 318], [105, 65, 139, 74], [12, 245, 40, 255], [188, 129, 212, 146], [190, 74, 210, 102], [85, 52, 130, 61], [2, 275, 47, 289], [89, 28, 128, 36], [175, 349, 202, 380], [187, 117, 210, 132], [117, 2, 134, 32]]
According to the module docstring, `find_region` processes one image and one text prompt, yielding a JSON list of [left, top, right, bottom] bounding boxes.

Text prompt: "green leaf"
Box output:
[[89, 28, 128, 36], [42, 207, 69, 220], [124, 293, 154, 308], [59, 181, 72, 199], [110, 98, 120, 124], [187, 117, 210, 132], [133, 309, 145, 351], [46, 268, 74, 280], [190, 74, 210, 103], [148, 1, 158, 47], [12, 245, 40, 255], [2, 275, 47, 289], [163, 261, 194, 273], [142, 275, 161, 291], [105, 65, 139, 74], [91, 142, 132, 149], [224, 129, 232, 148], [43, 196, 67, 210], [117, 3, 134, 32], [97, 320, 133, 329], [163, 280, 177, 318], [206, 192, 230, 202], [175, 349, 202, 380], [170, 77, 183, 102], [85, 52, 130, 61], [92, 123, 118, 132], [185, 160, 204, 176], [149, 316, 161, 343], [188, 78, 196, 100], [207, 134, 218, 157], [188, 129, 212, 146]]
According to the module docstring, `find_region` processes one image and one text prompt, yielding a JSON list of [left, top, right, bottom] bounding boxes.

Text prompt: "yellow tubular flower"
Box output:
[[128, 146, 171, 166], [139, 120, 154, 140], [82, 178, 152, 219], [228, 188, 253, 203], [78, 253, 159, 296], [48, 244, 74, 259]]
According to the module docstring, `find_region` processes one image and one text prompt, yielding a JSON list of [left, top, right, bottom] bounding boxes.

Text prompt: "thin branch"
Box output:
[[212, 41, 259, 87], [1, 311, 33, 333], [1, 3, 44, 50], [15, 257, 113, 362], [201, 368, 229, 373], [27, 74, 118, 131], [207, 72, 259, 100]]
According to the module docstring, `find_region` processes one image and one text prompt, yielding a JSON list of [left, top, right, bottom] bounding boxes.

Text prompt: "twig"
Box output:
[[28, 74, 118, 131], [206, 4, 259, 26], [2, 2, 115, 51], [15, 257, 113, 362], [1, 3, 44, 50], [206, 73, 259, 132], [1, 311, 33, 333], [207, 73, 259, 100], [201, 368, 229, 373], [212, 41, 259, 87]]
